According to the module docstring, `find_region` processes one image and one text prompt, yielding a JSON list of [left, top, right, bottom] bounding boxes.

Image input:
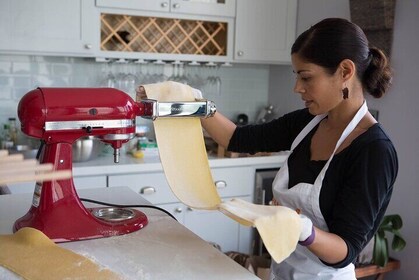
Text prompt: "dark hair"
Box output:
[[291, 18, 392, 98]]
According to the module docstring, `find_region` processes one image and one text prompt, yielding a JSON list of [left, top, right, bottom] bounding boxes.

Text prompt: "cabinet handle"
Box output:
[[161, 2, 168, 8], [237, 50, 244, 57], [175, 207, 183, 213], [139, 186, 156, 195], [215, 180, 227, 189], [84, 44, 92, 49], [172, 3, 180, 9]]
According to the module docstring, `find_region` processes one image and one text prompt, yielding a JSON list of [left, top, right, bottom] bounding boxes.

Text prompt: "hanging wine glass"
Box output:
[[99, 60, 116, 88], [120, 61, 138, 99], [177, 63, 189, 85], [135, 59, 147, 84], [168, 61, 182, 82], [214, 63, 222, 96], [187, 61, 205, 90], [152, 60, 168, 82], [114, 59, 127, 90]]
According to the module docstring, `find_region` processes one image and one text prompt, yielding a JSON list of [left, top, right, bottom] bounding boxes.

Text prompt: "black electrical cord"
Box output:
[[35, 141, 177, 220], [80, 198, 178, 221]]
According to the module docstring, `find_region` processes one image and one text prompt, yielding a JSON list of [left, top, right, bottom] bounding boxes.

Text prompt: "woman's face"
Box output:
[[291, 53, 342, 115]]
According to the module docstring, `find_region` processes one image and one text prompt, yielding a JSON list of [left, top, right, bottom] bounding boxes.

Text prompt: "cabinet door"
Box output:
[[108, 172, 179, 205], [0, 0, 96, 56], [157, 202, 185, 224], [234, 0, 297, 64], [211, 166, 254, 198], [2, 182, 36, 194], [184, 205, 241, 252], [96, 0, 235, 17], [157, 201, 251, 253], [2, 175, 107, 194], [96, 0, 170, 13], [170, 0, 236, 17], [73, 175, 107, 189]]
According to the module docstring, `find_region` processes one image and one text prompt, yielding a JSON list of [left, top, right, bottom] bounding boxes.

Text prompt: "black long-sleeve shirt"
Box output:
[[227, 108, 398, 268]]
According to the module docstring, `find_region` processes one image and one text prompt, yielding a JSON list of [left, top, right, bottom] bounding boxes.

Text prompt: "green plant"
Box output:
[[373, 214, 406, 267]]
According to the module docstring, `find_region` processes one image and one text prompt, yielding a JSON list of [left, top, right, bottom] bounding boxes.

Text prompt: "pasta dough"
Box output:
[[142, 81, 301, 263], [142, 82, 221, 209], [220, 198, 300, 263], [0, 227, 121, 280]]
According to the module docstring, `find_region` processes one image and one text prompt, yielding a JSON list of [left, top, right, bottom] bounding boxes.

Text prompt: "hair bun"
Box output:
[[362, 47, 392, 98]]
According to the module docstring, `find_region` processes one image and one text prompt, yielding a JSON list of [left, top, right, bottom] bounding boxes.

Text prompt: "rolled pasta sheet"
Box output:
[[142, 81, 221, 209]]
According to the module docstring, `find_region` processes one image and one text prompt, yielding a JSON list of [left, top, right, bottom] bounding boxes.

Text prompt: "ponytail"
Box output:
[[362, 47, 393, 98]]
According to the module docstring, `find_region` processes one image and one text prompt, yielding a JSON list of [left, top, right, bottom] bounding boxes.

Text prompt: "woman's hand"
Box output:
[[135, 86, 147, 101], [271, 198, 281, 205]]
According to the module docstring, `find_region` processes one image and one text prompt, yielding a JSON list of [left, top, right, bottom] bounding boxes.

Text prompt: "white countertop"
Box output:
[[73, 152, 287, 177], [0, 187, 259, 280]]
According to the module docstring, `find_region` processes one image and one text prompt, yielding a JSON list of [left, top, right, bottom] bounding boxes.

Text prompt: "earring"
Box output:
[[342, 87, 349, 99]]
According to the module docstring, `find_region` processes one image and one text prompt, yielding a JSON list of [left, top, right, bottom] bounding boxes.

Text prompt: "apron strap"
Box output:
[[315, 101, 368, 184], [291, 113, 327, 151]]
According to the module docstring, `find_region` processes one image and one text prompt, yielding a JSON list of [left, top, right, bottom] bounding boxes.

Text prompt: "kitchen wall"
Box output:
[[0, 55, 270, 144], [1, 1, 417, 278], [269, 1, 419, 279], [269, 0, 351, 115]]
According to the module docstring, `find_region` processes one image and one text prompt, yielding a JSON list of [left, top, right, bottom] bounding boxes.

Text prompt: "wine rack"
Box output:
[[100, 13, 228, 56]]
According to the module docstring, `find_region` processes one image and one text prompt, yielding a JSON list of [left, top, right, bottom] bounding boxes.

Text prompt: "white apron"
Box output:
[[270, 102, 368, 280]]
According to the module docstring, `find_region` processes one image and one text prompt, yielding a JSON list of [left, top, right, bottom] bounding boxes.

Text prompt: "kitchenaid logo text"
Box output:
[[171, 106, 183, 113]]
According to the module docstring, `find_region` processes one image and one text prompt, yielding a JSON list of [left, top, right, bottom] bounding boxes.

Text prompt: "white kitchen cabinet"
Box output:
[[234, 0, 297, 64], [0, 0, 96, 56], [158, 198, 252, 253], [95, 0, 235, 62], [184, 203, 248, 253], [186, 196, 253, 253], [108, 166, 254, 204], [96, 0, 236, 18], [3, 175, 106, 194], [157, 202, 185, 223], [108, 165, 254, 254], [108, 171, 178, 205], [2, 182, 36, 194], [73, 175, 107, 189]]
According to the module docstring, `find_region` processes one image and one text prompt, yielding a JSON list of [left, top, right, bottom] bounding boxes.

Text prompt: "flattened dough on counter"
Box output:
[[141, 81, 301, 263], [0, 227, 121, 280]]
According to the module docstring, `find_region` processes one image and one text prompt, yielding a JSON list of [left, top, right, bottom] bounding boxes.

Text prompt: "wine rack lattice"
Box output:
[[100, 13, 227, 56]]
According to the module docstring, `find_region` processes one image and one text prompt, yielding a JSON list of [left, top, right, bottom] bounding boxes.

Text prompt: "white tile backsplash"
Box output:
[[0, 54, 271, 140]]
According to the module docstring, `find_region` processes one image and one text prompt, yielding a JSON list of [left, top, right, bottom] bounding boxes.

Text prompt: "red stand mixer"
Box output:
[[14, 87, 215, 242]]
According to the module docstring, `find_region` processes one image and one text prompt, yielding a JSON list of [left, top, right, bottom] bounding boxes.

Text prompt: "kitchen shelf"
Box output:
[[100, 13, 228, 56], [355, 258, 400, 279]]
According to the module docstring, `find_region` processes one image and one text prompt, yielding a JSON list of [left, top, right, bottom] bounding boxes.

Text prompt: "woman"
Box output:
[[200, 18, 398, 279]]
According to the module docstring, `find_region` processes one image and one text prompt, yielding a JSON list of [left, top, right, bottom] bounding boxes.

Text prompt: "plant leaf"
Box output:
[[391, 233, 407, 251], [388, 214, 403, 230], [374, 232, 388, 267]]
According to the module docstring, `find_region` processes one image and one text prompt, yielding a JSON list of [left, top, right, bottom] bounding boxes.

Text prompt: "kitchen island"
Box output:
[[4, 152, 287, 255], [0, 187, 259, 280]]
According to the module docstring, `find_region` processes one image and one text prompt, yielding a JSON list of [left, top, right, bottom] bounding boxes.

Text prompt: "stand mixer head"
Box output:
[[14, 87, 216, 242]]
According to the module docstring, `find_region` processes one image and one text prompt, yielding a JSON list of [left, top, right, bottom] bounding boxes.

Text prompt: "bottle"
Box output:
[[8, 118, 18, 147], [256, 104, 276, 124], [1, 124, 13, 149]]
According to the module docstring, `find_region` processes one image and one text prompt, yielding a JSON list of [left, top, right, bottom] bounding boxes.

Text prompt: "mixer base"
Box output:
[[13, 205, 148, 242]]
